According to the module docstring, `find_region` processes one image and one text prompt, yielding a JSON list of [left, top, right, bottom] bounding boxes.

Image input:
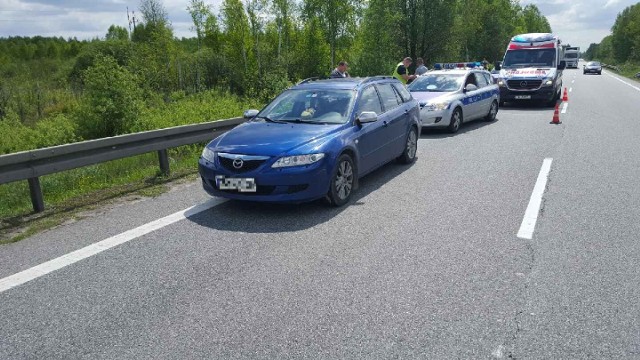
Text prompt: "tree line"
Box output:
[[0, 0, 550, 152], [584, 3, 640, 65]]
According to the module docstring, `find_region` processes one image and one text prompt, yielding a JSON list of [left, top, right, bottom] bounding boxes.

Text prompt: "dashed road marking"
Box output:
[[561, 102, 568, 114], [518, 158, 553, 239]]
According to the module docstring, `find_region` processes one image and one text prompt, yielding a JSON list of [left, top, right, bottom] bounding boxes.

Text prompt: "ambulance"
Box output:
[[494, 33, 566, 107]]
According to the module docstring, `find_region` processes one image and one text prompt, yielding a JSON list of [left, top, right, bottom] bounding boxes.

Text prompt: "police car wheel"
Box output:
[[484, 101, 498, 122], [447, 108, 462, 133]]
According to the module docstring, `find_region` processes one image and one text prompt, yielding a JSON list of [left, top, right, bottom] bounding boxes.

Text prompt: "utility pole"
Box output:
[[127, 7, 132, 33]]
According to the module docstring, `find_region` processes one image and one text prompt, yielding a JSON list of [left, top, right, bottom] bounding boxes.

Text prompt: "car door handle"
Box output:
[[383, 120, 388, 126], [404, 109, 409, 114]]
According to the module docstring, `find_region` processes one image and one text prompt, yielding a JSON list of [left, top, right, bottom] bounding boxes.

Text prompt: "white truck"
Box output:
[[563, 46, 580, 68]]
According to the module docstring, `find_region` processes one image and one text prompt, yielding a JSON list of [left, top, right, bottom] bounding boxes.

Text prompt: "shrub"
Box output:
[[75, 55, 146, 139]]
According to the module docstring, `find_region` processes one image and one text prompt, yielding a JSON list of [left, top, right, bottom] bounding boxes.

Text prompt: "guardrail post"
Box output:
[[28, 177, 45, 213], [158, 149, 170, 176]]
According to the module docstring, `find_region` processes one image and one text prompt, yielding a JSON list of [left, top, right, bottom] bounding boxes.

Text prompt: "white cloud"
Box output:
[[604, 0, 621, 8], [0, 0, 637, 50], [0, 0, 223, 40], [520, 0, 637, 49]]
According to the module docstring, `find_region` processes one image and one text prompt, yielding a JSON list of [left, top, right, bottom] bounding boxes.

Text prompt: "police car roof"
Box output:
[[423, 69, 482, 75]]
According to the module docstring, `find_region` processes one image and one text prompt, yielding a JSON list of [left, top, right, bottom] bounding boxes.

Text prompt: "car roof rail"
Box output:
[[360, 76, 396, 84], [296, 76, 327, 85]]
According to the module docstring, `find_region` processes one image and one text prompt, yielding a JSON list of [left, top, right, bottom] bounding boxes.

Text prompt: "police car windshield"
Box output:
[[258, 89, 355, 124], [503, 49, 555, 68], [407, 74, 464, 92]]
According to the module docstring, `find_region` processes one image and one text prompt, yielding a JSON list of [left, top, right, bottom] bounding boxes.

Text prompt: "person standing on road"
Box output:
[[393, 57, 417, 85], [415, 58, 428, 76], [330, 61, 350, 78]]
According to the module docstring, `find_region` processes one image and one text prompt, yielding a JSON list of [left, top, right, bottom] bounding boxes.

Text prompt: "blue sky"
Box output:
[[0, 0, 637, 50]]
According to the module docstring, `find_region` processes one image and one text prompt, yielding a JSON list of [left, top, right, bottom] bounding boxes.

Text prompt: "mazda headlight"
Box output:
[[201, 147, 216, 163], [272, 153, 325, 168]]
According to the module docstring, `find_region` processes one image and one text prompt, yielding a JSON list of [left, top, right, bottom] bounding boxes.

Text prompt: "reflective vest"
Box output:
[[393, 62, 407, 84]]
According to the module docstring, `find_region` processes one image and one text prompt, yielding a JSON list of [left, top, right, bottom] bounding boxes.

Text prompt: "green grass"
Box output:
[[0, 144, 205, 244], [618, 63, 640, 82], [0, 88, 268, 243]]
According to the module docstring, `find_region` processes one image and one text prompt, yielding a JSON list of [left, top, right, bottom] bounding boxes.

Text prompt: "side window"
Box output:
[[475, 73, 489, 88], [375, 83, 401, 112], [464, 73, 477, 87], [482, 73, 493, 85], [392, 83, 413, 103], [356, 86, 383, 115]]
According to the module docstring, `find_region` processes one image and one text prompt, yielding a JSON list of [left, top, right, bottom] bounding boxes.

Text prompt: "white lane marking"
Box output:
[[571, 80, 575, 84], [607, 72, 640, 92], [0, 198, 227, 294], [561, 102, 568, 114], [569, 87, 573, 92], [517, 158, 553, 240], [492, 345, 506, 358]]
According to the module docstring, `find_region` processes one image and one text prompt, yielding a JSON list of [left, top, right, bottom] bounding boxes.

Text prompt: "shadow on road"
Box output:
[[500, 100, 559, 111], [420, 117, 499, 139], [187, 160, 415, 233]]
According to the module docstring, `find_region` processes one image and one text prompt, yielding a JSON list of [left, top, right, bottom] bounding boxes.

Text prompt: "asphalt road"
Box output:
[[1, 66, 639, 359]]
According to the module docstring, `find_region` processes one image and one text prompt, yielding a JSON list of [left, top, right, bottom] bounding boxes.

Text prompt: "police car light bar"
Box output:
[[433, 61, 484, 70]]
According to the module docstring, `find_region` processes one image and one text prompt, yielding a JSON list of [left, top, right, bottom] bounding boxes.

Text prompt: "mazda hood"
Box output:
[[207, 120, 343, 156]]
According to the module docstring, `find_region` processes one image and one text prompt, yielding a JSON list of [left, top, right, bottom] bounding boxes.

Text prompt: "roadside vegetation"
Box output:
[[584, 3, 640, 81], [0, 0, 552, 237]]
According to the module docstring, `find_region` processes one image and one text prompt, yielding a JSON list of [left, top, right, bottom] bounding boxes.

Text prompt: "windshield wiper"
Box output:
[[255, 116, 287, 124], [288, 118, 327, 124]]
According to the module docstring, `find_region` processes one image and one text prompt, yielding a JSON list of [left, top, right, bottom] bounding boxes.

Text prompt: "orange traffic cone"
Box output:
[[562, 87, 568, 101], [550, 103, 561, 124]]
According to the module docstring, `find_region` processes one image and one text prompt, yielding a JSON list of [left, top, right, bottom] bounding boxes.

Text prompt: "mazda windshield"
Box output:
[[257, 89, 355, 124]]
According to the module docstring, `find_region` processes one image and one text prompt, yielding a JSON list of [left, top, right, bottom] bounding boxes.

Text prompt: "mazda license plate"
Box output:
[[215, 175, 257, 192], [515, 95, 531, 100]]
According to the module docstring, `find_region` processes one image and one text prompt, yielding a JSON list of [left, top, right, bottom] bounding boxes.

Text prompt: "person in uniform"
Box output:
[[393, 57, 417, 85]]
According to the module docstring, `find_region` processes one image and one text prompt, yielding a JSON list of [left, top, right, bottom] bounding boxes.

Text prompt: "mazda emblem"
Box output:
[[232, 158, 244, 169], [520, 81, 528, 87]]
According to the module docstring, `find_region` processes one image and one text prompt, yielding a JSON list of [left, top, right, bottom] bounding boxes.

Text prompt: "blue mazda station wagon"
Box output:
[[198, 76, 421, 206]]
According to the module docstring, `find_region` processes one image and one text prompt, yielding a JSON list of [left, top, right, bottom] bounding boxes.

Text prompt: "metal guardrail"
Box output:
[[602, 63, 621, 72], [0, 117, 245, 213]]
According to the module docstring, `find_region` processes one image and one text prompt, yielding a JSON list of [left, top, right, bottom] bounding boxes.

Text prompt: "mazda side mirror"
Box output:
[[243, 109, 259, 119], [357, 111, 378, 125]]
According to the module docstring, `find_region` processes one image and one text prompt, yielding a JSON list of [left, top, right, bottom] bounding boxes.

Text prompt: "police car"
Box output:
[[407, 62, 500, 133]]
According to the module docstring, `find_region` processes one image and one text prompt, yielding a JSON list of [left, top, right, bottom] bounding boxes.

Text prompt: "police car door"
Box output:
[[462, 73, 482, 120], [473, 72, 493, 117]]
